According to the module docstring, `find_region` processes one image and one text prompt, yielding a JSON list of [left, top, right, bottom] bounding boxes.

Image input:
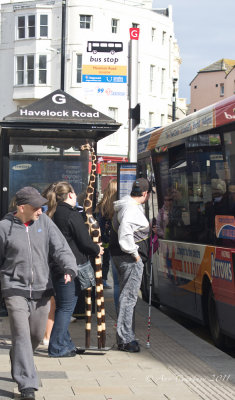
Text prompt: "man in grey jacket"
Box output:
[[0, 187, 78, 400], [110, 178, 152, 353]]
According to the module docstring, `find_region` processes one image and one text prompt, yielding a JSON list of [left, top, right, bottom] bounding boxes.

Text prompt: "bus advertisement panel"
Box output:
[[138, 95, 235, 348]]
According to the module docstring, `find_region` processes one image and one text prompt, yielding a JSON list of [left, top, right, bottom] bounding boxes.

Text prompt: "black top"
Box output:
[[51, 202, 100, 278]]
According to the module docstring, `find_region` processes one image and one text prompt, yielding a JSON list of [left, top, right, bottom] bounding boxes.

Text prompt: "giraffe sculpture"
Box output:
[[80, 143, 106, 349]]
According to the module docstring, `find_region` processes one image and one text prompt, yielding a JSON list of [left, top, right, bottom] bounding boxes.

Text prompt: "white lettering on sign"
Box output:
[[129, 28, 140, 40], [52, 94, 66, 104], [19, 109, 100, 118], [224, 112, 235, 120], [211, 252, 232, 281], [12, 163, 32, 171], [71, 111, 99, 117]]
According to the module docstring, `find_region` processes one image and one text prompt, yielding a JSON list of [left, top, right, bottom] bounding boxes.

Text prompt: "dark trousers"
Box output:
[[102, 247, 110, 281], [48, 276, 80, 356]]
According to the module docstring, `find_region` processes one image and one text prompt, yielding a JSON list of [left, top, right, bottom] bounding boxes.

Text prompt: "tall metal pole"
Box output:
[[60, 0, 66, 90], [128, 28, 139, 162]]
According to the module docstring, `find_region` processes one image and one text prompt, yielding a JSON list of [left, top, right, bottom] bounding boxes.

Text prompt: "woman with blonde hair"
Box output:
[[44, 181, 103, 357], [95, 179, 119, 313]]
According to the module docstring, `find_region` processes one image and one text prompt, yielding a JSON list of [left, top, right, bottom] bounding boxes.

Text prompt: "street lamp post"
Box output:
[[172, 78, 178, 122], [60, 0, 66, 90]]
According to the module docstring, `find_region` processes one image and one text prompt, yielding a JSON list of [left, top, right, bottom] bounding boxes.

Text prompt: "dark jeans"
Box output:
[[48, 276, 80, 356], [102, 247, 110, 281]]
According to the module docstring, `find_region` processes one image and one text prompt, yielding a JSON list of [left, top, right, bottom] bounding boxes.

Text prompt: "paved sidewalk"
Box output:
[[0, 289, 235, 400]]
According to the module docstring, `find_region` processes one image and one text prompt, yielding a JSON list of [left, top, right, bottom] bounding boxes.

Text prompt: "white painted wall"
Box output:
[[0, 0, 183, 158]]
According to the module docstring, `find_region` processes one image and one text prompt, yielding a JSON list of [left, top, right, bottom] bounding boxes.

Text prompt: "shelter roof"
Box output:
[[1, 90, 121, 142]]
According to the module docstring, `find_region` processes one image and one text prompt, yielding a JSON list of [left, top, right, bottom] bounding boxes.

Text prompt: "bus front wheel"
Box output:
[[208, 286, 225, 348]]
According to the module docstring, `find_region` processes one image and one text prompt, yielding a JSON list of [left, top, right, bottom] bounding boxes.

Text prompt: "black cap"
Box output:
[[131, 178, 154, 196], [15, 186, 48, 208]]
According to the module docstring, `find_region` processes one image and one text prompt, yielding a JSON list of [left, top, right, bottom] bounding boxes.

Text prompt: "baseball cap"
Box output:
[[15, 186, 48, 208], [131, 178, 154, 196]]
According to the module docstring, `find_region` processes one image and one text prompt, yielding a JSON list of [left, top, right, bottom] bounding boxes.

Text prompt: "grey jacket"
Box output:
[[0, 212, 77, 299]]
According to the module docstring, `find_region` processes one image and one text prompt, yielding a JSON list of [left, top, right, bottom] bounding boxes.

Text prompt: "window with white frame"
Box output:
[[80, 15, 92, 29], [17, 14, 48, 39], [28, 15, 35, 37], [39, 55, 47, 84], [16, 56, 24, 84], [162, 31, 166, 45], [40, 15, 48, 37], [76, 54, 82, 83], [148, 112, 154, 128], [18, 17, 25, 39], [150, 65, 155, 93], [161, 68, 166, 95], [108, 107, 118, 121], [151, 28, 156, 42], [18, 16, 35, 39], [111, 18, 119, 34], [161, 114, 165, 126], [16, 55, 47, 85], [220, 83, 224, 97], [27, 55, 34, 84]]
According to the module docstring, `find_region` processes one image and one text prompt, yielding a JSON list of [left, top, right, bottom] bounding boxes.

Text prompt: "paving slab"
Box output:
[[0, 289, 235, 400]]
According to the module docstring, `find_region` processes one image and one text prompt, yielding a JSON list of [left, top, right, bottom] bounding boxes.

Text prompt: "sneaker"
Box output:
[[20, 388, 35, 400], [118, 340, 140, 353], [70, 316, 77, 323], [103, 281, 112, 289], [75, 347, 85, 354]]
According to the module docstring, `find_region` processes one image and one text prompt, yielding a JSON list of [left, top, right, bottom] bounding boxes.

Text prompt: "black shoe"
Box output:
[[75, 347, 85, 354], [118, 340, 140, 353], [49, 350, 76, 358], [20, 388, 35, 400]]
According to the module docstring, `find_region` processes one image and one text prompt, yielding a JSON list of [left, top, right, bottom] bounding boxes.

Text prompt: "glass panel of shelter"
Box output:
[[9, 137, 91, 212]]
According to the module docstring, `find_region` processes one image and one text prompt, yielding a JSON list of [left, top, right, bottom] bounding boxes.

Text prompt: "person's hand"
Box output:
[[135, 255, 141, 262], [64, 274, 72, 284], [98, 243, 104, 256]]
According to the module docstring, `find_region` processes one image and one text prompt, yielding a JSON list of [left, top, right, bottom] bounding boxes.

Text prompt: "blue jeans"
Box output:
[[112, 257, 144, 345], [48, 276, 79, 356]]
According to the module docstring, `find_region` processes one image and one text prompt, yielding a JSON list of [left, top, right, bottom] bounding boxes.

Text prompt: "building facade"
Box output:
[[190, 59, 235, 113], [0, 0, 184, 159]]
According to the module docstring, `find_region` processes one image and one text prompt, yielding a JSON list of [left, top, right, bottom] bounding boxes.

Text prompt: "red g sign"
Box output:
[[129, 28, 140, 40]]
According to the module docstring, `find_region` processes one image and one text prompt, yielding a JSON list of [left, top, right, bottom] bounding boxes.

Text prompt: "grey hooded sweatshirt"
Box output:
[[0, 212, 77, 299], [110, 195, 150, 262]]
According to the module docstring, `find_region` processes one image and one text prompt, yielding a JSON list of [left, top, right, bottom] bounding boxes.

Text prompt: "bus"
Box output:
[[87, 41, 123, 54], [138, 95, 235, 348]]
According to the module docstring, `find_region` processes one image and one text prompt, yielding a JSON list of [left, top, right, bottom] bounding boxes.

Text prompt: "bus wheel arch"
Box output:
[[207, 285, 225, 348]]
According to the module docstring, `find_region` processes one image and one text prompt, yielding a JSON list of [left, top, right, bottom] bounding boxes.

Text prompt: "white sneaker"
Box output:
[[70, 317, 77, 323]]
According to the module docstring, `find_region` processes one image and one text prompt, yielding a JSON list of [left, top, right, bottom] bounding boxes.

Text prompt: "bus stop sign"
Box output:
[[129, 28, 140, 40]]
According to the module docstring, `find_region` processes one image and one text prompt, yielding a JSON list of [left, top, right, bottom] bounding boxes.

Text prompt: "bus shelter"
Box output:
[[0, 89, 121, 217]]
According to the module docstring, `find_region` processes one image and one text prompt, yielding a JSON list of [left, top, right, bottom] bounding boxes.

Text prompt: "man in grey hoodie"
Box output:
[[110, 178, 152, 352], [0, 187, 78, 400]]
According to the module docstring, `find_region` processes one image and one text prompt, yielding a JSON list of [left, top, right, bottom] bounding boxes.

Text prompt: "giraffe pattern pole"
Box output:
[[80, 143, 106, 349]]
